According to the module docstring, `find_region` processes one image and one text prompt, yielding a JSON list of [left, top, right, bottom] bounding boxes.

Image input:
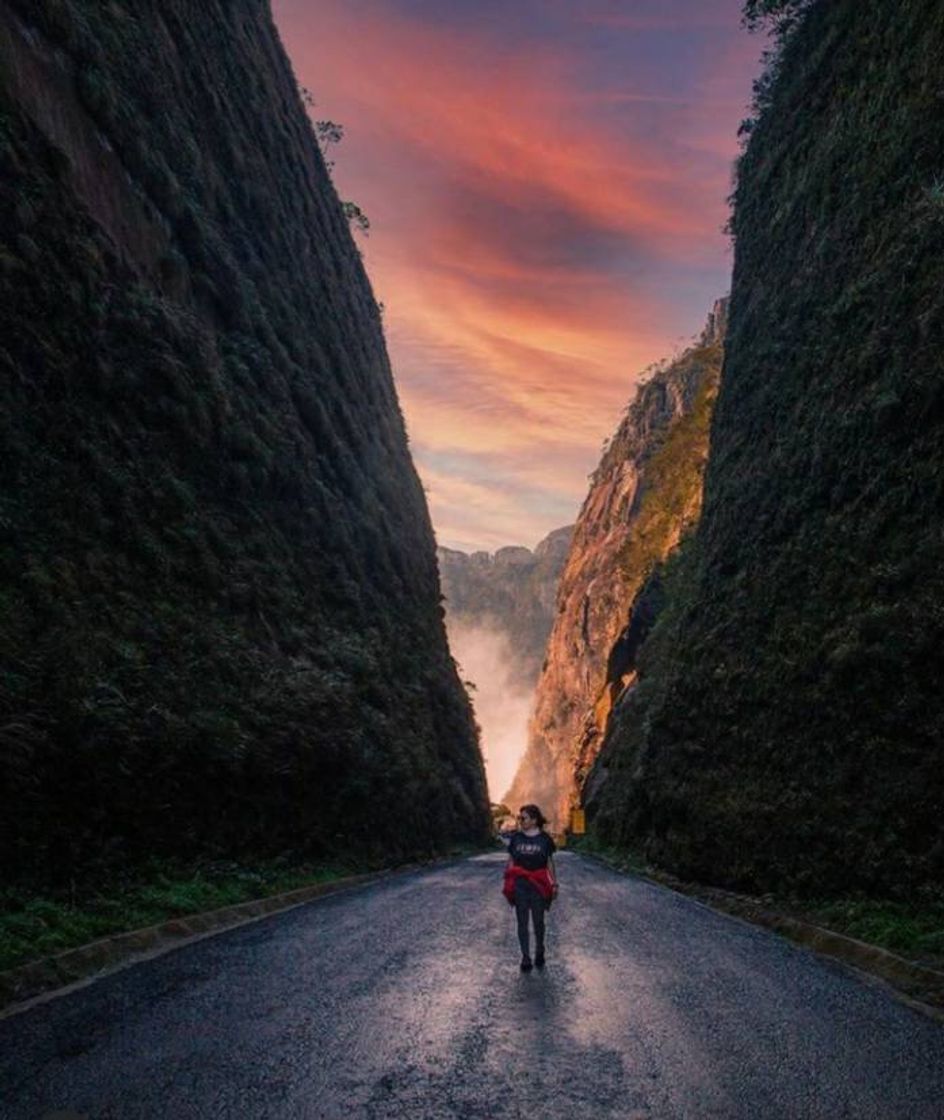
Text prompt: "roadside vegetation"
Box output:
[[0, 859, 352, 972], [0, 841, 487, 973]]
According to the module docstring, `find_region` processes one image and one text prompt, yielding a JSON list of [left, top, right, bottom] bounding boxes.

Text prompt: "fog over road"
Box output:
[[3, 852, 943, 1119]]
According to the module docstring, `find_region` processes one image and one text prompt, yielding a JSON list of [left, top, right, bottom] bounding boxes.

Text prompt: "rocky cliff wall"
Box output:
[[505, 304, 725, 827], [591, 0, 944, 896], [0, 0, 489, 883]]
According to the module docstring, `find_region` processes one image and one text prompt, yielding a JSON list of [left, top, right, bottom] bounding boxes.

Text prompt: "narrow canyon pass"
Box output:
[[0, 0, 490, 886], [437, 528, 572, 799]]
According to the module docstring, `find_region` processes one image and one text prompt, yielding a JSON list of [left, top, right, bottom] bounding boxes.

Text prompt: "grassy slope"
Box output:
[[0, 858, 350, 972], [0, 841, 484, 972], [0, 0, 489, 890], [592, 0, 944, 899]]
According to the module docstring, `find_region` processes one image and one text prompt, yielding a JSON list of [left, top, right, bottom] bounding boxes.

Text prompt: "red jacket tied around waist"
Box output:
[[503, 865, 555, 905]]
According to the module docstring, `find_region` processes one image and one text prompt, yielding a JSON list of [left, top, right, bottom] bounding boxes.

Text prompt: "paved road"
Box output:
[[3, 852, 944, 1119]]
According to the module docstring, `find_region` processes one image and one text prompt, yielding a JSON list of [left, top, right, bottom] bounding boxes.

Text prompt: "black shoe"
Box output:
[[534, 953, 545, 969], [520, 956, 533, 972]]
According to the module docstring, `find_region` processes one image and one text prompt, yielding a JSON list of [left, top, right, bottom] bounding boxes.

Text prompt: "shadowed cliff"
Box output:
[[506, 304, 725, 829], [592, 0, 944, 896], [0, 0, 489, 884]]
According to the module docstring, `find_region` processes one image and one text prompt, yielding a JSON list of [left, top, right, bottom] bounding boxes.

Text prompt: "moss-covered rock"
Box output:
[[0, 0, 489, 886], [592, 0, 944, 898]]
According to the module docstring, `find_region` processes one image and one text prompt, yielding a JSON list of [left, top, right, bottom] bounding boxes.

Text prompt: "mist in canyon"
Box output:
[[446, 620, 534, 803], [436, 529, 572, 805]]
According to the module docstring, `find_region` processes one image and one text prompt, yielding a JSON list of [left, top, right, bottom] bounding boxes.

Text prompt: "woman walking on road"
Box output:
[[502, 804, 558, 971]]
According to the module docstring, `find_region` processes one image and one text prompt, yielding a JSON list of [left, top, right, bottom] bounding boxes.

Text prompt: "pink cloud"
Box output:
[[272, 0, 760, 548]]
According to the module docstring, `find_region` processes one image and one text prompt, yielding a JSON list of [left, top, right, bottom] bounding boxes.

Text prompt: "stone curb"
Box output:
[[743, 908, 944, 1015], [0, 869, 390, 1016], [577, 852, 944, 1022]]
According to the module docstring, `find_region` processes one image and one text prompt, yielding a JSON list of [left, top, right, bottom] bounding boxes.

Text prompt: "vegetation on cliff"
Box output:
[[591, 0, 944, 898], [0, 0, 489, 889]]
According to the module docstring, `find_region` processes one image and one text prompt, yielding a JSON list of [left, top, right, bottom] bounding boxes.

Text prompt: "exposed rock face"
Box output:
[[437, 527, 571, 800], [438, 526, 572, 692], [592, 0, 944, 897], [0, 0, 489, 884], [505, 304, 726, 827]]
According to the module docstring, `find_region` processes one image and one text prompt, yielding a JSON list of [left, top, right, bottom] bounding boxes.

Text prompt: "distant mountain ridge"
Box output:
[[438, 526, 572, 693]]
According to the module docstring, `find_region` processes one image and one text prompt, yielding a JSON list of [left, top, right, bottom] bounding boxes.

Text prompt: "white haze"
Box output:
[[446, 619, 533, 803]]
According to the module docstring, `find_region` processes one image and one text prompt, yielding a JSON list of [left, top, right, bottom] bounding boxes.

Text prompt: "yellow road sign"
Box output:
[[570, 809, 586, 835]]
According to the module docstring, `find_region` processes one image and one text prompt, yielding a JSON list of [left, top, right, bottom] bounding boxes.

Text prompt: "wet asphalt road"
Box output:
[[3, 852, 944, 1119]]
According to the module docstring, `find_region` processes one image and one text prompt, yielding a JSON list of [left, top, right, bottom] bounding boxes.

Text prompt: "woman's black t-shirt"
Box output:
[[509, 830, 556, 871]]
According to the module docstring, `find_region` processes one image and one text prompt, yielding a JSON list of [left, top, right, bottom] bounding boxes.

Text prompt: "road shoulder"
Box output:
[[574, 850, 944, 1023], [0, 866, 394, 1017]]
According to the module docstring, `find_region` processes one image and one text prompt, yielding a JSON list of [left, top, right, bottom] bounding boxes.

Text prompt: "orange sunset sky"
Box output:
[[272, 0, 764, 553]]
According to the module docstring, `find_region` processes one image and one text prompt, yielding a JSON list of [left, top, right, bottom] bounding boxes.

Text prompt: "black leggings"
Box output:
[[514, 882, 547, 959]]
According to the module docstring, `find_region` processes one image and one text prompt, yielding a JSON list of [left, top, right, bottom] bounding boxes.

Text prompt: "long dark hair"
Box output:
[[519, 804, 547, 829]]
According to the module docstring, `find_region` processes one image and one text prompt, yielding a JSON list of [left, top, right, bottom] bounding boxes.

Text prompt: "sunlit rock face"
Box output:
[[0, 0, 489, 884], [505, 303, 726, 829], [438, 527, 572, 799]]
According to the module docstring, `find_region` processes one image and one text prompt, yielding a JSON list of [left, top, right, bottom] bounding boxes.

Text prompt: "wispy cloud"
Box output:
[[272, 0, 760, 550]]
